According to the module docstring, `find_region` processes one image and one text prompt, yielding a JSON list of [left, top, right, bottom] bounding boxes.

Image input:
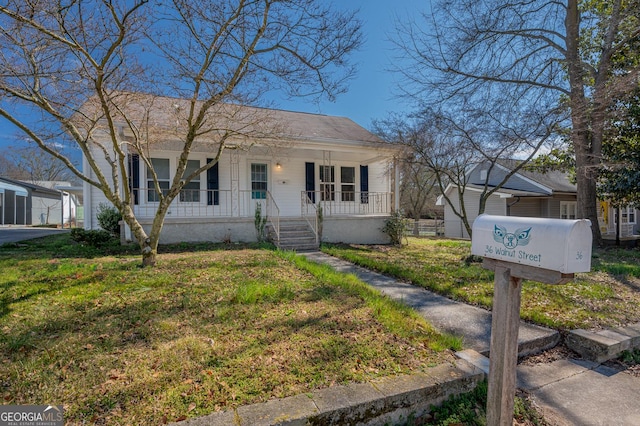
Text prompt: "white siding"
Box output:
[[85, 135, 120, 230], [510, 198, 545, 217], [85, 142, 395, 230], [442, 189, 506, 239], [31, 194, 63, 225]]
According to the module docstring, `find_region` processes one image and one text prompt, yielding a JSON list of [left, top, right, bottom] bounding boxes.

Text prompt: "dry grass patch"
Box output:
[[0, 238, 453, 424], [323, 238, 640, 330]]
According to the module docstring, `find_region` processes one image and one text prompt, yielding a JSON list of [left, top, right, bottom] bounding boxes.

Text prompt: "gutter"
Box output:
[[507, 196, 521, 216]]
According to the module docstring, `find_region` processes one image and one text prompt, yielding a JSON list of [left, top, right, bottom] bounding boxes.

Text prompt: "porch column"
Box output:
[[61, 192, 65, 227], [392, 158, 400, 212], [231, 149, 240, 217], [83, 155, 92, 229]]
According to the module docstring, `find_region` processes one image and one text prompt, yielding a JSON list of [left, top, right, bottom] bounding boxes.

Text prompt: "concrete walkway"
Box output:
[[303, 251, 559, 357], [303, 251, 640, 426]]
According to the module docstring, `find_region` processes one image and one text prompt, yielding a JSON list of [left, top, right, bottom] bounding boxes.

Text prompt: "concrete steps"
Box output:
[[269, 219, 319, 251]]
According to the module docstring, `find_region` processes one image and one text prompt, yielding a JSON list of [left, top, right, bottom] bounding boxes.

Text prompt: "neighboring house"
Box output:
[[31, 181, 83, 228], [82, 95, 401, 248], [0, 177, 64, 225], [437, 160, 639, 241]]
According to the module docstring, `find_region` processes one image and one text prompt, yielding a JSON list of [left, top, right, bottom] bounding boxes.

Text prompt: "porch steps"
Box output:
[[271, 220, 319, 251]]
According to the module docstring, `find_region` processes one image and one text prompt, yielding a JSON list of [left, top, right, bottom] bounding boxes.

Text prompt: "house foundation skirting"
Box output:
[[121, 216, 391, 245]]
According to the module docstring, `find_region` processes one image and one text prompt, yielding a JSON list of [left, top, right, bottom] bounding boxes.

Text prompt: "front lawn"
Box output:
[[0, 236, 455, 425], [323, 238, 640, 330]]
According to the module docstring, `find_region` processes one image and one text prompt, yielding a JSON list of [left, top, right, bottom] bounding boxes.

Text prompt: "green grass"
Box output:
[[0, 235, 455, 425], [397, 380, 546, 426], [323, 238, 640, 330]]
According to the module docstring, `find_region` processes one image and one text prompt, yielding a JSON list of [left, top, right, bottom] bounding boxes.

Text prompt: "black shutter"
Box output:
[[207, 159, 219, 206], [360, 165, 369, 204], [305, 162, 315, 203], [128, 154, 139, 205]]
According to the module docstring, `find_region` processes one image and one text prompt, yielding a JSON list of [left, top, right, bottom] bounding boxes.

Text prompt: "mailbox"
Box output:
[[471, 214, 592, 273]]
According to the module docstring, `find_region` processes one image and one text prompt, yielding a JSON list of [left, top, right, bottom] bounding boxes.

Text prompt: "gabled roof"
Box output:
[[437, 159, 576, 204], [77, 92, 389, 149], [496, 159, 576, 194]]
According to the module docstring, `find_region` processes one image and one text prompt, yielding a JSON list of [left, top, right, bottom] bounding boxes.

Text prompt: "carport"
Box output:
[[0, 180, 28, 225]]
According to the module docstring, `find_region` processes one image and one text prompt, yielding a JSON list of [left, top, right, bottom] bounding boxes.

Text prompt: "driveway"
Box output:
[[0, 226, 70, 244]]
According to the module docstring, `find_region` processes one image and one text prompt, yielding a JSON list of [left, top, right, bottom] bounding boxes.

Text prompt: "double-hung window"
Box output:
[[320, 165, 335, 201], [147, 158, 170, 202], [180, 160, 201, 202], [341, 167, 355, 201], [251, 163, 268, 199], [618, 206, 637, 224], [560, 201, 577, 219]]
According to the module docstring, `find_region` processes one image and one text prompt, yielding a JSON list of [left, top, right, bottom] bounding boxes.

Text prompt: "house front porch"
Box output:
[[122, 188, 393, 246], [598, 202, 640, 245]]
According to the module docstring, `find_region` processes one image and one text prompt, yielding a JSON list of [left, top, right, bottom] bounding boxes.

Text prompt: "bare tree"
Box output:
[[393, 0, 640, 245], [398, 158, 439, 219], [376, 102, 557, 237], [0, 145, 78, 183], [0, 0, 362, 266]]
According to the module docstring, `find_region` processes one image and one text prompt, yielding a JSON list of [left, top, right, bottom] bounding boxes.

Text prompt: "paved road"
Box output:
[[0, 226, 69, 244]]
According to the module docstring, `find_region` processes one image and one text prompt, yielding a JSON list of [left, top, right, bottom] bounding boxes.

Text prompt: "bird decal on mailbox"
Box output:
[[493, 225, 532, 249]]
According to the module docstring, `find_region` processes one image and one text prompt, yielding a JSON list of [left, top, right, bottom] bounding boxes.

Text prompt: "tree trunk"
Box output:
[[575, 141, 603, 246], [121, 203, 161, 267], [566, 0, 603, 247], [141, 238, 157, 267]]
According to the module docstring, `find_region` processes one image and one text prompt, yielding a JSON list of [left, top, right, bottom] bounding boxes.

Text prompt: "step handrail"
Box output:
[[300, 192, 319, 244], [266, 190, 280, 242]]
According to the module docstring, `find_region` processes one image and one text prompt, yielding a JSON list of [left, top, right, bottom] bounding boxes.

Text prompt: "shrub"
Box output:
[[254, 203, 268, 242], [70, 228, 115, 247], [96, 203, 122, 236], [382, 210, 407, 246]]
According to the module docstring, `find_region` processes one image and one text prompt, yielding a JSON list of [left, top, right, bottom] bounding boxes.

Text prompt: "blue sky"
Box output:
[[0, 1, 428, 151], [268, 0, 428, 128]]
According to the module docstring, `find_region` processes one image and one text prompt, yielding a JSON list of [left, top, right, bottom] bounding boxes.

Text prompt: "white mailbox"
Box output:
[[471, 214, 592, 273]]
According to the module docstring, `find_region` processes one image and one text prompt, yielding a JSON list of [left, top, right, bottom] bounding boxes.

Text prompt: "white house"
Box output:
[[82, 94, 401, 249], [437, 160, 639, 242]]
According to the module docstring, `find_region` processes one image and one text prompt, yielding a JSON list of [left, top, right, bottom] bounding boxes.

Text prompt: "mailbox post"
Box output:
[[471, 214, 592, 426]]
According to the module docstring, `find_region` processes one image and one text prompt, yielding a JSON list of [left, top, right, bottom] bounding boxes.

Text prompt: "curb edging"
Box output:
[[173, 360, 486, 426], [566, 322, 640, 363]]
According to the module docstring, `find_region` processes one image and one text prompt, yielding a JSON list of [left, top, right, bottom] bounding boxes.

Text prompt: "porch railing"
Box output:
[[301, 192, 319, 244], [265, 190, 280, 242], [130, 188, 278, 221], [300, 191, 391, 216]]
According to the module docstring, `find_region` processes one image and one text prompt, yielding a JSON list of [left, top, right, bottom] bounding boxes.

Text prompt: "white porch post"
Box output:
[[83, 155, 92, 230], [61, 192, 65, 226], [231, 149, 239, 217], [393, 158, 400, 212]]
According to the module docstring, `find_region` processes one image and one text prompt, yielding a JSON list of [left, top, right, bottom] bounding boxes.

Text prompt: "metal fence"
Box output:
[[403, 219, 445, 237]]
